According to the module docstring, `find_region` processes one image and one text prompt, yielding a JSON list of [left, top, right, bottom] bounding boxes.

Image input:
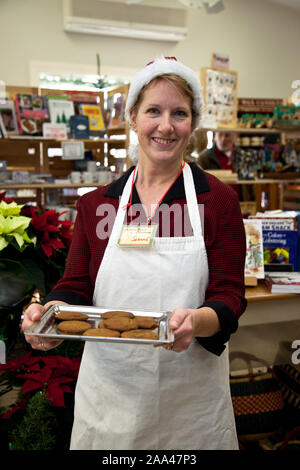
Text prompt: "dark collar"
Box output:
[[105, 162, 210, 204]]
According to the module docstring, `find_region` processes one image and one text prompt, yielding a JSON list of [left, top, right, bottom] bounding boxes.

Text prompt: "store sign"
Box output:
[[238, 98, 283, 113], [211, 52, 230, 70], [62, 141, 84, 160]]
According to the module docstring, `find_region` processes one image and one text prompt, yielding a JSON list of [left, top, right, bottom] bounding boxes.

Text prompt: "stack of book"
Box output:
[[265, 272, 300, 294]]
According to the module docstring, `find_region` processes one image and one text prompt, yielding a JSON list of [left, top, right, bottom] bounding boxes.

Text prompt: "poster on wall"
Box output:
[[200, 65, 238, 128]]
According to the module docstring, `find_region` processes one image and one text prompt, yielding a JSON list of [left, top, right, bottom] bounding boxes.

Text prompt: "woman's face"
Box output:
[[130, 79, 193, 166]]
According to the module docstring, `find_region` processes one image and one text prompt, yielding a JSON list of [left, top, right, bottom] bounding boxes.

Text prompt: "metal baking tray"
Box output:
[[24, 304, 174, 346]]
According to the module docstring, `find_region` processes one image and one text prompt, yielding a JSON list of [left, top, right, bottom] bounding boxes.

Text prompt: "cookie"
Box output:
[[57, 320, 91, 335], [83, 328, 121, 337], [135, 316, 158, 329], [103, 317, 138, 332], [56, 312, 88, 321], [98, 320, 105, 328], [121, 329, 159, 340], [101, 310, 135, 319]]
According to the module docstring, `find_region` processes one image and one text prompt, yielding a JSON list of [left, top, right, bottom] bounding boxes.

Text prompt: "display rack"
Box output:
[[0, 84, 130, 205]]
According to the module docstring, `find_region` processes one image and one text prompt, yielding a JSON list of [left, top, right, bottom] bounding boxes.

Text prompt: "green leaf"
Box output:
[[0, 201, 24, 217], [0, 236, 8, 251], [21, 258, 46, 294]]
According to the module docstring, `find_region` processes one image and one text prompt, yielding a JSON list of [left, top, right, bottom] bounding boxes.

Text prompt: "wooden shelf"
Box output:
[[203, 127, 279, 134], [0, 182, 107, 189], [246, 280, 299, 302]]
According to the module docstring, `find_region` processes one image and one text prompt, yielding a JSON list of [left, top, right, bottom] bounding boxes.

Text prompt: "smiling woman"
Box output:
[[22, 56, 247, 451]]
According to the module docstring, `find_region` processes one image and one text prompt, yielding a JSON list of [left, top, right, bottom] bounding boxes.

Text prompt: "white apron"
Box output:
[[70, 163, 238, 450]]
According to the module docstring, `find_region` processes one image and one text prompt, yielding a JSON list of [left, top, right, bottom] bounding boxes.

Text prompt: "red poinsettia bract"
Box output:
[[0, 353, 81, 417], [21, 205, 73, 258]]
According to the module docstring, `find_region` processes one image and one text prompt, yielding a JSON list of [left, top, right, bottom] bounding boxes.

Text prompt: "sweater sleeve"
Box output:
[[43, 197, 94, 305], [196, 184, 247, 355]]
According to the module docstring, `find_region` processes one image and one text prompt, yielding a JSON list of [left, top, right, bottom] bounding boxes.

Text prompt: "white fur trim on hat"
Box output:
[[125, 56, 203, 130]]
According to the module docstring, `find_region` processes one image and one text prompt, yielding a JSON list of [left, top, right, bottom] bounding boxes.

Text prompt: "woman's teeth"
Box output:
[[153, 138, 174, 144]]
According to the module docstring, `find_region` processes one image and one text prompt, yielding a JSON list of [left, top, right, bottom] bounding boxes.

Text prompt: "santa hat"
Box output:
[[125, 56, 203, 129], [125, 56, 203, 162]]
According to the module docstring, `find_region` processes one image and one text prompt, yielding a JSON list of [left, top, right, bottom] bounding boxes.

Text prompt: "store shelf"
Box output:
[[203, 127, 279, 134], [246, 280, 299, 302]]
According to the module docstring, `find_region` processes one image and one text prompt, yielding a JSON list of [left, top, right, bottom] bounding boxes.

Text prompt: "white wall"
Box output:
[[0, 0, 300, 99]]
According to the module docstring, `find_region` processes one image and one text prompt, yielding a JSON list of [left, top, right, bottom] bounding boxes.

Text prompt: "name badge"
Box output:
[[118, 225, 158, 247]]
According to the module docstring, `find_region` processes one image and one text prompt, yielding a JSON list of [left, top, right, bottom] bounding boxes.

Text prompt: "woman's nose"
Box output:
[[158, 113, 174, 133]]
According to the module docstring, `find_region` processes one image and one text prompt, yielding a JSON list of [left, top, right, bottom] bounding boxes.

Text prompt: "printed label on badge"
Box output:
[[118, 225, 158, 247]]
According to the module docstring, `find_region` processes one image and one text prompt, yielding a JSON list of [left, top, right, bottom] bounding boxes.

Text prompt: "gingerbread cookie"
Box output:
[[101, 310, 135, 319], [83, 328, 121, 337], [57, 320, 91, 335], [56, 312, 88, 321], [135, 316, 157, 329], [121, 329, 159, 340], [103, 316, 138, 332]]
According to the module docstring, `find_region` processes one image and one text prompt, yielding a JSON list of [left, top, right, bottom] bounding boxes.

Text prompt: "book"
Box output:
[[249, 212, 296, 230], [14, 93, 49, 136], [69, 115, 89, 139], [0, 113, 7, 138], [243, 219, 265, 279], [79, 103, 105, 134], [42, 123, 68, 140], [250, 210, 300, 271], [65, 90, 98, 103], [107, 93, 125, 127], [265, 272, 300, 294], [48, 99, 75, 132], [263, 230, 298, 271], [0, 100, 18, 135]]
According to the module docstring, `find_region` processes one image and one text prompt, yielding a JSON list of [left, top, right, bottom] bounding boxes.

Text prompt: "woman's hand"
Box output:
[[166, 306, 221, 353], [21, 301, 67, 351]]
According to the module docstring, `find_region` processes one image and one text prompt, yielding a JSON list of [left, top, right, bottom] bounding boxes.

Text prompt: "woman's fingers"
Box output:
[[21, 303, 62, 351], [163, 307, 194, 353]]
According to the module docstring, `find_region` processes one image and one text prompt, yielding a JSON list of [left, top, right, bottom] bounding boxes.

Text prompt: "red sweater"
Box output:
[[45, 163, 247, 355]]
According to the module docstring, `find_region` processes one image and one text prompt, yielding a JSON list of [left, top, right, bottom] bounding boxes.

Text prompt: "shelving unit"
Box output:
[[202, 126, 300, 213], [0, 83, 131, 205]]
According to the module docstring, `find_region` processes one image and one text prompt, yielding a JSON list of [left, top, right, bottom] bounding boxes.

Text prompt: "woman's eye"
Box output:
[[174, 110, 188, 117], [147, 108, 159, 114]]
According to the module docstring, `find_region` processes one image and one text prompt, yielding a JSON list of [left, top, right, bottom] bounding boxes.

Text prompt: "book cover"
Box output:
[[42, 123, 68, 140], [14, 93, 49, 135], [263, 230, 298, 271], [79, 103, 105, 133], [48, 99, 75, 132], [69, 115, 89, 139], [0, 113, 7, 138], [249, 213, 296, 230], [265, 272, 300, 294], [108, 93, 125, 127], [243, 219, 265, 279], [65, 90, 98, 103], [0, 100, 18, 135]]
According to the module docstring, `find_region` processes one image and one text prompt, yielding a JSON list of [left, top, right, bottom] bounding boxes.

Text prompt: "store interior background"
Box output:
[[1, 0, 300, 451], [1, 0, 300, 99]]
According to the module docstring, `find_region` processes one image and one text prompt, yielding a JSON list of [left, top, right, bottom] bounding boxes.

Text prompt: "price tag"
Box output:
[[118, 225, 158, 248]]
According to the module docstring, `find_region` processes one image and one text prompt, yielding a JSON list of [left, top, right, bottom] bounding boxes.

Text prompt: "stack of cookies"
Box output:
[[56, 310, 159, 340]]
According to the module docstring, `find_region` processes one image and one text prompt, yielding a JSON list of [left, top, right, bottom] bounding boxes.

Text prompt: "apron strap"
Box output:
[[110, 163, 203, 241], [182, 163, 203, 237]]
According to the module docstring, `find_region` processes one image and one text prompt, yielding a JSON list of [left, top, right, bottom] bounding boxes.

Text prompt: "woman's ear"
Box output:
[[130, 109, 137, 132]]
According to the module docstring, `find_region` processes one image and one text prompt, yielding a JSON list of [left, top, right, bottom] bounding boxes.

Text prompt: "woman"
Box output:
[[22, 57, 247, 450]]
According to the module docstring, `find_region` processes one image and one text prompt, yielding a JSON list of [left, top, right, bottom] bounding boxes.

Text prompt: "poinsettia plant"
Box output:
[[0, 193, 73, 302], [0, 350, 82, 450]]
